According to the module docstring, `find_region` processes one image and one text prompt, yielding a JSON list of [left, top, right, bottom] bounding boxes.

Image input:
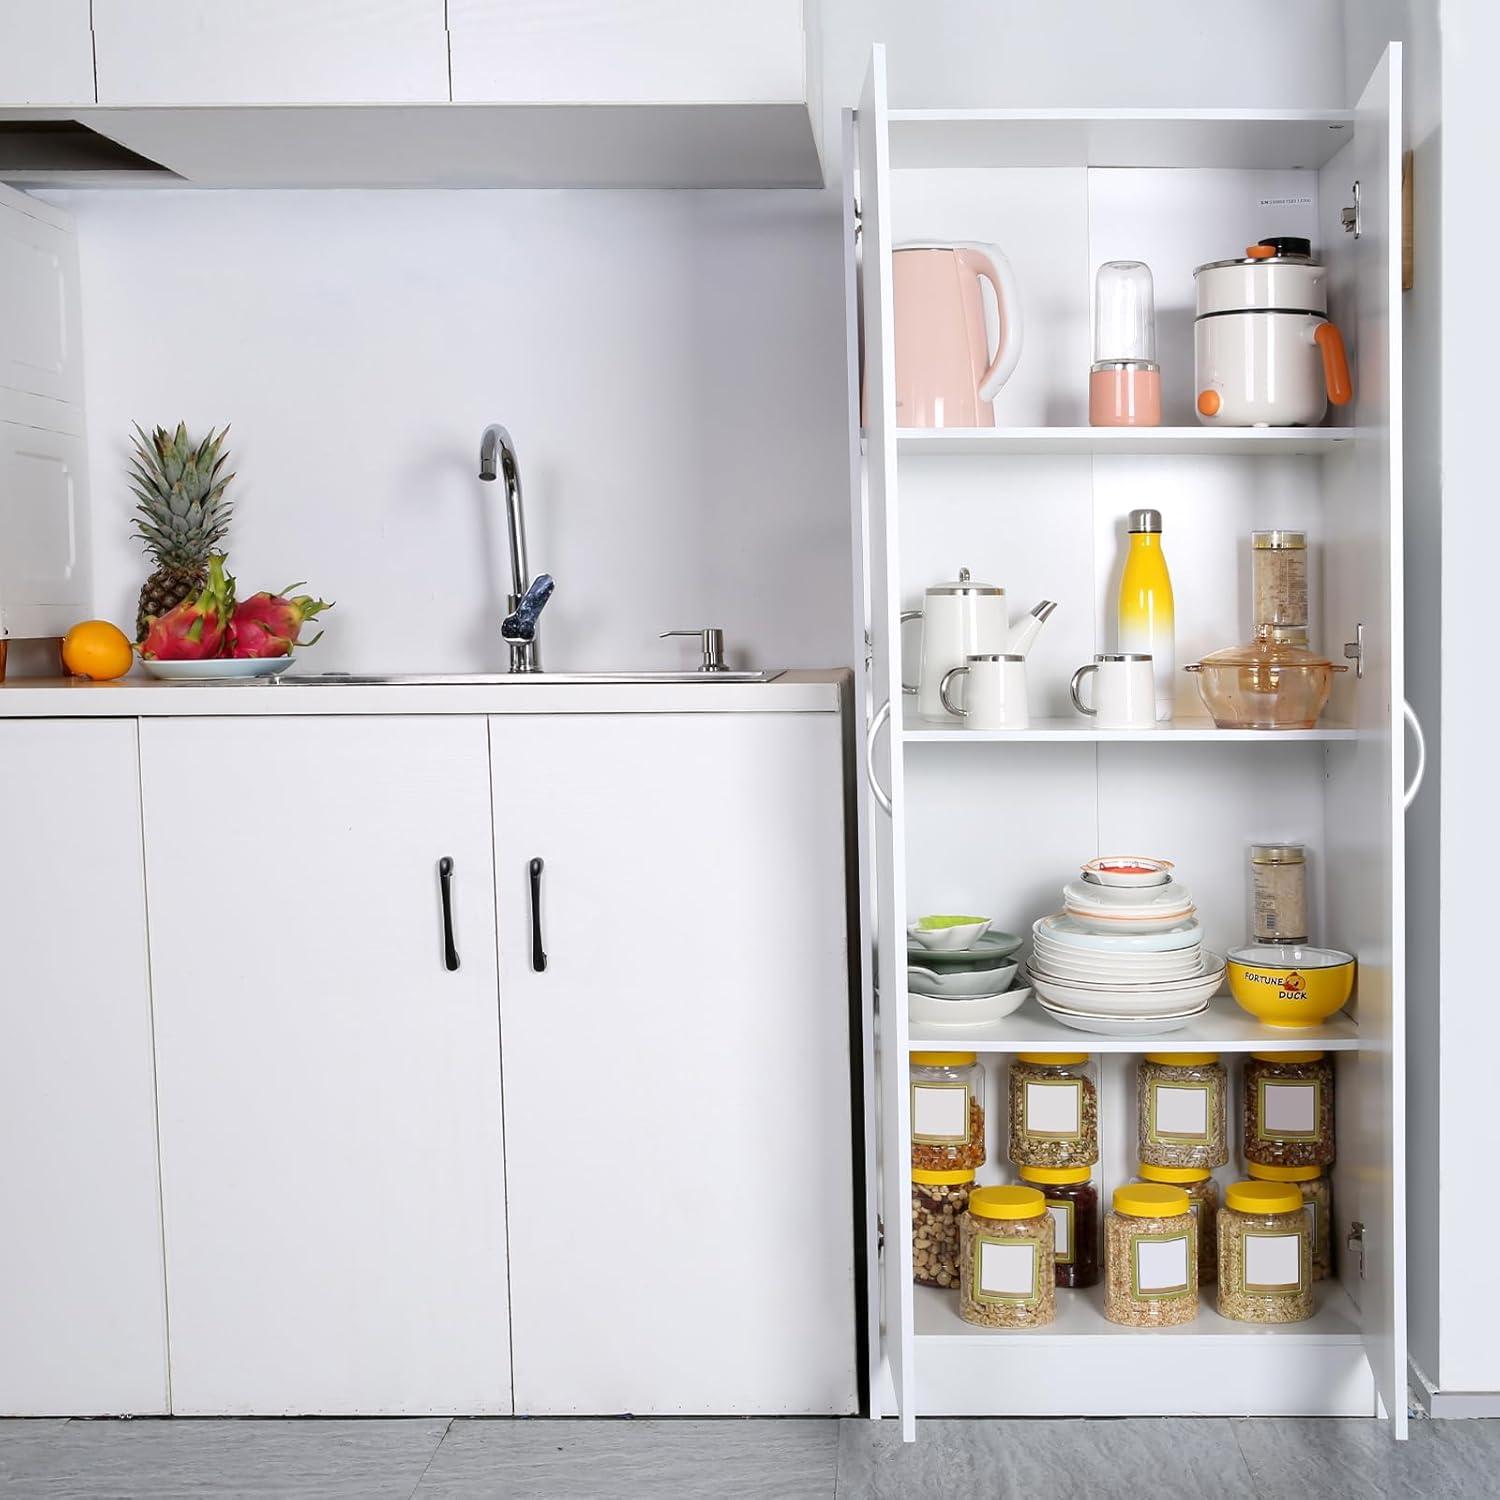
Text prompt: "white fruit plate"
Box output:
[[1062, 878, 1193, 913], [1034, 913, 1202, 954], [1031, 931, 1203, 967], [141, 657, 292, 681], [1036, 998, 1209, 1037], [1061, 905, 1197, 933], [1027, 952, 1206, 985], [1024, 959, 1226, 1014]]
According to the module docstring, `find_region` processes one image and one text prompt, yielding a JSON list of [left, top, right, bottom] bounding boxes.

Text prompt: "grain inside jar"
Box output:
[[1007, 1053, 1098, 1168], [1137, 1052, 1228, 1170], [958, 1185, 1056, 1329], [1105, 1183, 1198, 1328], [1136, 1162, 1219, 1286], [1250, 843, 1309, 944], [1248, 1162, 1331, 1281], [911, 1168, 974, 1289], [1242, 1051, 1334, 1168], [1217, 1179, 1313, 1324], [910, 1051, 986, 1171]]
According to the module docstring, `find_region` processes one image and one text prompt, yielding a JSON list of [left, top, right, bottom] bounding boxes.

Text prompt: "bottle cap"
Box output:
[[968, 1185, 1046, 1221], [1128, 509, 1162, 533]]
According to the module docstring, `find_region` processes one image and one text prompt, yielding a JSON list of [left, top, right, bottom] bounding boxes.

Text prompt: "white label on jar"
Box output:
[[1134, 1234, 1190, 1298], [1245, 1231, 1304, 1293], [1152, 1083, 1210, 1141], [976, 1237, 1039, 1303], [911, 1082, 970, 1145], [1048, 1203, 1072, 1263], [1025, 1080, 1082, 1138], [1261, 1081, 1318, 1138]]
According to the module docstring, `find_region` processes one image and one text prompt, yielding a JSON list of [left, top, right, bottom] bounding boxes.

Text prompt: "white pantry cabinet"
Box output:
[[0, 720, 169, 1415], [140, 715, 512, 1416], [850, 45, 1407, 1437], [0, 0, 94, 105], [490, 710, 858, 1415]]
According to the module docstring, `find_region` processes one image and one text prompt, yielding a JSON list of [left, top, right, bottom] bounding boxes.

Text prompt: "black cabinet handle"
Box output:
[[529, 857, 548, 973], [438, 856, 460, 972]]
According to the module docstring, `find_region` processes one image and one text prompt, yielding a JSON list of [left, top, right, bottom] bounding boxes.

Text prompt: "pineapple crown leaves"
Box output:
[[128, 421, 236, 565]]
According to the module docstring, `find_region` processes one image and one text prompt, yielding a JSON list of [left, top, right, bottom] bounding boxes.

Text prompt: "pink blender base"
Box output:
[[1089, 363, 1162, 427]]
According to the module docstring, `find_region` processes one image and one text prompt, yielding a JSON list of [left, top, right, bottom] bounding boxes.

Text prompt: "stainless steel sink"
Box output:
[[275, 670, 784, 686]]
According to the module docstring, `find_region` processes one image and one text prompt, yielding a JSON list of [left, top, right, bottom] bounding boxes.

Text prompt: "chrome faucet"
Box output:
[[479, 423, 550, 672]]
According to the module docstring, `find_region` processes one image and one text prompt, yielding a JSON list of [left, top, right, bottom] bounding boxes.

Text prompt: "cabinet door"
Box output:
[[93, 0, 449, 105], [0, 721, 169, 1414], [0, 0, 95, 104], [491, 711, 856, 1415], [142, 716, 510, 1415]]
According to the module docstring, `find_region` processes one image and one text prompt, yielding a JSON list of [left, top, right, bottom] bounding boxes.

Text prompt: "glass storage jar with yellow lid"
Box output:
[[1105, 1183, 1198, 1327], [1137, 1052, 1228, 1170], [911, 1052, 985, 1170], [1020, 1165, 1099, 1288], [958, 1185, 1056, 1328], [1135, 1162, 1220, 1286], [1217, 1179, 1313, 1323], [1248, 1162, 1331, 1282], [912, 1167, 974, 1289], [1008, 1053, 1098, 1168], [1242, 1051, 1334, 1168]]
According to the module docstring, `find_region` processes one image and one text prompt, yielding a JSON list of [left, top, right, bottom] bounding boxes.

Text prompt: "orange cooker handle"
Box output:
[[1315, 322, 1352, 406]]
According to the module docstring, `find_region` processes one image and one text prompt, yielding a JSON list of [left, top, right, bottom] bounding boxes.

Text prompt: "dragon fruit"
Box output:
[[137, 554, 235, 660], [227, 584, 334, 659]]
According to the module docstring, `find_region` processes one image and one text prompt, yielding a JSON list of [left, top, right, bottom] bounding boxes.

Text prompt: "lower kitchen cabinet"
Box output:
[[140, 715, 511, 1415], [489, 711, 858, 1415], [0, 720, 169, 1415]]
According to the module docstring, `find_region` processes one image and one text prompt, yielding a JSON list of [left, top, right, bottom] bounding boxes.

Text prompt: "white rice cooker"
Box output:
[[1193, 237, 1351, 427]]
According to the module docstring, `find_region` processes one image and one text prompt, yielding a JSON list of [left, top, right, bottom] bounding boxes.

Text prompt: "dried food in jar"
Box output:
[[1250, 843, 1309, 944], [1137, 1162, 1220, 1286], [911, 1051, 986, 1170], [1020, 1165, 1098, 1288], [1249, 1162, 1330, 1282], [1137, 1052, 1228, 1169], [1007, 1053, 1099, 1168], [1242, 1051, 1334, 1168], [1217, 1180, 1313, 1323], [912, 1168, 974, 1289], [1105, 1183, 1198, 1328], [1251, 529, 1309, 633], [958, 1185, 1056, 1329]]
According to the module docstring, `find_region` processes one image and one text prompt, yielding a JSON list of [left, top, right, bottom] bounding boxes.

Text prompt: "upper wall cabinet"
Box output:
[[91, 0, 449, 105], [0, 0, 95, 105]]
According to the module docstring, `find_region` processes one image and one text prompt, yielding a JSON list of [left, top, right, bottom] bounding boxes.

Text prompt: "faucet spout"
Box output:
[[479, 423, 543, 672]]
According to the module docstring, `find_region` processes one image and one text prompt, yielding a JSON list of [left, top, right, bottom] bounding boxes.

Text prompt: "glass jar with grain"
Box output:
[[1136, 1162, 1220, 1286], [910, 1051, 986, 1170], [1242, 1051, 1334, 1168], [1020, 1165, 1099, 1288], [1105, 1183, 1198, 1327], [1217, 1179, 1313, 1323], [1250, 843, 1310, 944], [1137, 1052, 1228, 1169], [911, 1168, 974, 1290], [1007, 1053, 1098, 1168], [958, 1185, 1056, 1329], [1248, 1162, 1331, 1281], [1251, 529, 1309, 637]]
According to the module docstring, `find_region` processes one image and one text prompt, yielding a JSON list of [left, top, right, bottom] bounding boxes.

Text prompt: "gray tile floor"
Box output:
[[1, 1415, 1494, 1499]]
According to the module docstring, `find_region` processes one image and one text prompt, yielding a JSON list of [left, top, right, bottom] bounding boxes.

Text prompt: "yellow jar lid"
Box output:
[[1226, 1179, 1303, 1215], [968, 1185, 1046, 1221], [1251, 1050, 1325, 1063], [1020, 1165, 1091, 1185], [1016, 1052, 1088, 1065], [1137, 1163, 1211, 1184], [912, 1051, 977, 1067], [1248, 1162, 1321, 1183], [1113, 1183, 1189, 1218], [1144, 1052, 1219, 1066], [912, 1167, 976, 1186]]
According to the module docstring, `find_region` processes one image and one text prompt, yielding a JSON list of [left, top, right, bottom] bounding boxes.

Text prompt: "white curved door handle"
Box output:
[[865, 699, 893, 816], [1403, 700, 1426, 811]]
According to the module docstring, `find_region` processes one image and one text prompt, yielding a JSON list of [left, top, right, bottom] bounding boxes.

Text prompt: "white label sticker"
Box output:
[[1245, 1232, 1303, 1292], [1048, 1204, 1071, 1260], [1154, 1083, 1210, 1140], [1025, 1080, 1081, 1137], [1262, 1081, 1317, 1135], [979, 1239, 1038, 1299], [911, 1083, 968, 1144], [1258, 195, 1314, 208], [1136, 1235, 1190, 1295]]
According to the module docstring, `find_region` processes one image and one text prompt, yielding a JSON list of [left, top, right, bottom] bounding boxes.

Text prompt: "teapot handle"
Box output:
[[958, 244, 1024, 400], [1314, 321, 1353, 406]]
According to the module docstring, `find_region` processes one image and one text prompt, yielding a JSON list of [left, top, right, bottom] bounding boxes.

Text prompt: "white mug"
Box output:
[[1070, 654, 1156, 729], [940, 654, 1029, 730]]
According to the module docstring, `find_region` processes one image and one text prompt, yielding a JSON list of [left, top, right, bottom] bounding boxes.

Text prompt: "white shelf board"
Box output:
[[913, 1280, 1361, 1345], [902, 707, 1357, 744], [905, 997, 1360, 1054], [886, 109, 1354, 171], [894, 427, 1351, 458]]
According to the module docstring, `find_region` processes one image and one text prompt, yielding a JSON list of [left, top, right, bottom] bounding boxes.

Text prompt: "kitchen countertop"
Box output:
[[0, 669, 848, 717]]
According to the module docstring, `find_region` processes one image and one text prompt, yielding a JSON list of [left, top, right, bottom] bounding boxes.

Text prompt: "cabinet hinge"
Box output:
[[1341, 180, 1362, 238], [877, 1214, 885, 1256], [1347, 1220, 1366, 1278], [1343, 623, 1365, 679]]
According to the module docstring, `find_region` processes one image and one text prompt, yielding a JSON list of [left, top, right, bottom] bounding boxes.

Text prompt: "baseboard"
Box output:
[[1408, 1358, 1500, 1418]]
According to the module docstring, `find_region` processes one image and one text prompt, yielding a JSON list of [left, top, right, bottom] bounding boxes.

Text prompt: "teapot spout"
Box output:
[[1006, 600, 1058, 658]]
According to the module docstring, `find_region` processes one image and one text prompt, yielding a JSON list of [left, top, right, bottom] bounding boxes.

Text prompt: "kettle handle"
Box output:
[[957, 244, 1024, 400], [1315, 321, 1353, 406]]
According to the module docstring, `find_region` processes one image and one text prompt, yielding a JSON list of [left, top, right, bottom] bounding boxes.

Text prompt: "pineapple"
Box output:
[[129, 422, 235, 640]]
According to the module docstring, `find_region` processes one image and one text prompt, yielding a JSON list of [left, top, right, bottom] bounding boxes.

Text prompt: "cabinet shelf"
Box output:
[[902, 709, 1358, 744], [893, 427, 1351, 458], [905, 998, 1360, 1054]]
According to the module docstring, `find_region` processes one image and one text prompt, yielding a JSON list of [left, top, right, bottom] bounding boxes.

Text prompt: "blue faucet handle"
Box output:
[[502, 573, 554, 641]]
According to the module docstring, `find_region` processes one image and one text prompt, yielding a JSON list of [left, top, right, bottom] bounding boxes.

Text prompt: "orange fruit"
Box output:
[[61, 620, 134, 681]]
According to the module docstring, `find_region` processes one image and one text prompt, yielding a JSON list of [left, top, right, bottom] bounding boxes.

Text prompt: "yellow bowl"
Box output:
[[1226, 944, 1355, 1028]]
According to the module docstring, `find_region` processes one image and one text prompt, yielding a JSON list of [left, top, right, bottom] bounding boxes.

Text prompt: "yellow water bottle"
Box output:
[[1118, 508, 1175, 722]]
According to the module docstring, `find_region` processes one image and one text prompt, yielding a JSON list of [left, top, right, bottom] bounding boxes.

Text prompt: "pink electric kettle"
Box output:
[[883, 241, 1024, 427]]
